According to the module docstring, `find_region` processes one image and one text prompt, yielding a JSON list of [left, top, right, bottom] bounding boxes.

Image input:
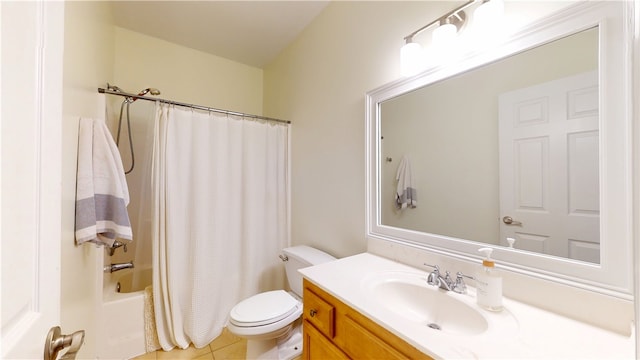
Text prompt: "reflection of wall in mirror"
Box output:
[[380, 27, 598, 246]]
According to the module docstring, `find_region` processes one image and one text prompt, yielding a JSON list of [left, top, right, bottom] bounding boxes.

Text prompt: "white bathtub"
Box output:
[[99, 267, 153, 359], [116, 267, 153, 293]]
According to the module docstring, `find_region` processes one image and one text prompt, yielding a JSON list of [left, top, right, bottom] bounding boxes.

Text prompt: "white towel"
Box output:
[[395, 155, 417, 210], [75, 118, 132, 246]]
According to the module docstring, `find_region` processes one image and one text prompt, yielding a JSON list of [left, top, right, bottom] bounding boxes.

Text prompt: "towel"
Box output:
[[395, 155, 417, 210], [75, 118, 132, 246]]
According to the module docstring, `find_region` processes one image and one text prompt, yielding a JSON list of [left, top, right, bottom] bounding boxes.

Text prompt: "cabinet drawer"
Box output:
[[303, 286, 335, 338]]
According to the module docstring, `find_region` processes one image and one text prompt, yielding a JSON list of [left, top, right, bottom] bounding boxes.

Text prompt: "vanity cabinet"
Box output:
[[302, 279, 432, 360]]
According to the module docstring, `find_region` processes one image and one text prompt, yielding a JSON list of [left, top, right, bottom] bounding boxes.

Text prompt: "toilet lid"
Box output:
[[230, 290, 300, 327]]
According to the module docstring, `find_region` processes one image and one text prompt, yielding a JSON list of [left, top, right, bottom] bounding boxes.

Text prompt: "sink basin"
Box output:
[[362, 271, 517, 337]]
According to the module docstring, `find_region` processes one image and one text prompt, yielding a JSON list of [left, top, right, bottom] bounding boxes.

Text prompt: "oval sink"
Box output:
[[362, 271, 517, 337], [372, 278, 488, 335]]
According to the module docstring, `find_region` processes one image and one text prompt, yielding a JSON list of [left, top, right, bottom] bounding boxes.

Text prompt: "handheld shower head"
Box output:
[[130, 87, 161, 102], [137, 88, 161, 96]]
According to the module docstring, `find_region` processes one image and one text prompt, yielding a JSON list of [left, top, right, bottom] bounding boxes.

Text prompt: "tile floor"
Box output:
[[131, 328, 303, 360], [131, 328, 246, 360]]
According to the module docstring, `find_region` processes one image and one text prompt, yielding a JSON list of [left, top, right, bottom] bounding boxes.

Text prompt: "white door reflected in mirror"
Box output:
[[498, 71, 600, 263]]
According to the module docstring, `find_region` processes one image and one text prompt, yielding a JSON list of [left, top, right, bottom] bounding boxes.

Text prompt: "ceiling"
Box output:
[[110, 1, 330, 68]]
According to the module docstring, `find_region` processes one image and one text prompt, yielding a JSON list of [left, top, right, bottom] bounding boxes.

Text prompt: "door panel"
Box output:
[[499, 71, 599, 263], [515, 137, 548, 210], [1, 1, 64, 358]]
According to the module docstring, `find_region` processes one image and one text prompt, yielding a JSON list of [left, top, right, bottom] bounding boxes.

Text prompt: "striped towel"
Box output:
[[74, 118, 132, 246]]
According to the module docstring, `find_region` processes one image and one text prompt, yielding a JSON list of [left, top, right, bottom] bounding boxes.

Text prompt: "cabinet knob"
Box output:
[[309, 309, 317, 317]]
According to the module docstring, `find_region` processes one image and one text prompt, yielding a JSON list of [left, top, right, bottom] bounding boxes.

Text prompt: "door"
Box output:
[[1, 1, 65, 358], [498, 71, 599, 263]]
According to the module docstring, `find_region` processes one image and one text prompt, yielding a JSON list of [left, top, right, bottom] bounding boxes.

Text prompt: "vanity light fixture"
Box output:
[[400, 0, 503, 76]]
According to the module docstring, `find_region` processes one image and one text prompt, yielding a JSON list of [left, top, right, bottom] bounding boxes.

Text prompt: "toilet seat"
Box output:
[[229, 290, 300, 327]]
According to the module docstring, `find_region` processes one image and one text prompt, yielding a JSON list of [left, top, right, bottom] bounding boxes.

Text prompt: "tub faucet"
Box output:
[[104, 261, 134, 273]]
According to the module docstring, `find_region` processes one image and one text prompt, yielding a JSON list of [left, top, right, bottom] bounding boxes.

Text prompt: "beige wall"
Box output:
[[61, 2, 115, 358], [264, 1, 447, 258], [263, 1, 574, 258], [113, 27, 263, 115]]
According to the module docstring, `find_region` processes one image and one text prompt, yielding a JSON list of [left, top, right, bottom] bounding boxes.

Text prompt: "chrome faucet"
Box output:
[[424, 264, 473, 294], [452, 272, 474, 294], [424, 264, 453, 291], [104, 261, 134, 273]]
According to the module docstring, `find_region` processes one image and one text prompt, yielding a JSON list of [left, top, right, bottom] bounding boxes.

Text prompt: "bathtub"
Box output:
[[99, 267, 153, 359]]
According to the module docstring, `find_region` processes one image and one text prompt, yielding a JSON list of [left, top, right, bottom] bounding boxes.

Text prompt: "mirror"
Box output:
[[366, 2, 633, 297], [381, 28, 599, 263]]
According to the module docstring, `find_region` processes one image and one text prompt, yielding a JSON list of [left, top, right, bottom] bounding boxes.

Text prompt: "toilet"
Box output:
[[227, 245, 336, 359]]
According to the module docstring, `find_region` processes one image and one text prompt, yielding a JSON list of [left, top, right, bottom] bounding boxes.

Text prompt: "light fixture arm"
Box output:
[[403, 0, 477, 42]]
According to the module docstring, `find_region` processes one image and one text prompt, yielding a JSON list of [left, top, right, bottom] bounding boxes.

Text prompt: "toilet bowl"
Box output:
[[227, 246, 336, 360], [227, 290, 302, 340]]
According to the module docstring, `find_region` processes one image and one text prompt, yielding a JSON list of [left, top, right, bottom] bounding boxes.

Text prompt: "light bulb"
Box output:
[[474, 0, 504, 29], [432, 23, 458, 47], [400, 41, 424, 77]]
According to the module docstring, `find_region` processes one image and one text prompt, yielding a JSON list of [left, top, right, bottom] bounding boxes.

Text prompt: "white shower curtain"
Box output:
[[151, 103, 290, 350]]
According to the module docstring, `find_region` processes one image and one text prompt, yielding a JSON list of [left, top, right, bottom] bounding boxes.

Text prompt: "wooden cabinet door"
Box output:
[[339, 315, 407, 359], [303, 320, 349, 360]]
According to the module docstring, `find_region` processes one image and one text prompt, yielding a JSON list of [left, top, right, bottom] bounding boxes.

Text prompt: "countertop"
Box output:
[[299, 252, 634, 359]]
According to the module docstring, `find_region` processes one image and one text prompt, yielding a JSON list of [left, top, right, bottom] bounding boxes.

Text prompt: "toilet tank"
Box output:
[[282, 245, 336, 297]]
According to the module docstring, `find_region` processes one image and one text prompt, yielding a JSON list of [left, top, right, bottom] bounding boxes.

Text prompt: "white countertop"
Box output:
[[299, 252, 634, 359]]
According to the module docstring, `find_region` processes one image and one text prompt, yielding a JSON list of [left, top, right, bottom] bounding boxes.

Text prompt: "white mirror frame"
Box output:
[[366, 1, 635, 299]]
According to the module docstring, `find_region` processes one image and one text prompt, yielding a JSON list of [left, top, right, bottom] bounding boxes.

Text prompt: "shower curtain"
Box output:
[[151, 103, 290, 350]]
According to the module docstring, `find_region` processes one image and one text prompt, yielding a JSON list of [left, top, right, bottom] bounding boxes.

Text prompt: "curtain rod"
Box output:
[[97, 88, 291, 125]]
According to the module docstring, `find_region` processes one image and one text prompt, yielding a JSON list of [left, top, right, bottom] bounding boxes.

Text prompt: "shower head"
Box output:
[[130, 87, 161, 102], [137, 88, 161, 96]]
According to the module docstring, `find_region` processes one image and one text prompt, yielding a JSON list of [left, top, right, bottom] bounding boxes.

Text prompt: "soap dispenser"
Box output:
[[476, 248, 503, 312]]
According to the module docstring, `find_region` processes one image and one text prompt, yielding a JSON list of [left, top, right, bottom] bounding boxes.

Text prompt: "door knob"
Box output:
[[502, 216, 522, 226], [44, 326, 85, 360]]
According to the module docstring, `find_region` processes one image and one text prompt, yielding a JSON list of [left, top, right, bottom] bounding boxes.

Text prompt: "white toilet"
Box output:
[[227, 245, 336, 360]]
